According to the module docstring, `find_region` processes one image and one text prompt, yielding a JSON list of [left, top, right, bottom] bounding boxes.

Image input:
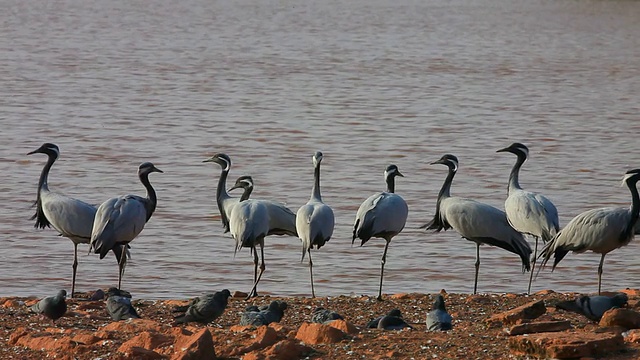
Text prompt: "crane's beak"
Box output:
[[430, 160, 443, 165], [396, 170, 404, 177], [496, 147, 509, 153], [153, 166, 164, 174], [228, 185, 241, 191]]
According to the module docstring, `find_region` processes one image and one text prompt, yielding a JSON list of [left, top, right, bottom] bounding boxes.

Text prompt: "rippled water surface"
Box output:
[[1, 0, 640, 299]]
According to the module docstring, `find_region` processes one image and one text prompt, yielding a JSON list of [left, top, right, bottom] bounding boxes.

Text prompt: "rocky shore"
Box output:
[[3, 289, 640, 359]]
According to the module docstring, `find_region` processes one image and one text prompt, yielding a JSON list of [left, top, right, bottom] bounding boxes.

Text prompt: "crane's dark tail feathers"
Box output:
[[475, 236, 531, 273]]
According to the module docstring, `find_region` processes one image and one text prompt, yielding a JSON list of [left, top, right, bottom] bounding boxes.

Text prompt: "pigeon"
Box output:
[[426, 294, 453, 331], [556, 293, 628, 321], [311, 307, 344, 324], [239, 300, 288, 326], [105, 288, 140, 321], [30, 290, 67, 324], [173, 289, 231, 325], [366, 309, 402, 328], [377, 311, 413, 330]]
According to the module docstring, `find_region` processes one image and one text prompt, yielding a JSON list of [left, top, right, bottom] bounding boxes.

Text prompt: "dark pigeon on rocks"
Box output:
[[240, 300, 288, 326], [366, 309, 401, 328], [173, 289, 231, 325], [106, 287, 140, 321], [426, 294, 453, 331], [311, 307, 344, 324], [556, 293, 628, 321], [30, 290, 67, 324]]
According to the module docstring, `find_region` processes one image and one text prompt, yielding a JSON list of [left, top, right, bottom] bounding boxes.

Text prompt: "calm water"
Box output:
[[1, 0, 639, 299]]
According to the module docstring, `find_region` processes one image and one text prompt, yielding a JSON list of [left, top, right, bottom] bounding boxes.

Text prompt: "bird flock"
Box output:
[[27, 142, 640, 301]]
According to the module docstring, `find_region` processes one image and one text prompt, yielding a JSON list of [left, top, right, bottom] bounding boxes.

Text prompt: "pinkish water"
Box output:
[[1, 0, 640, 299]]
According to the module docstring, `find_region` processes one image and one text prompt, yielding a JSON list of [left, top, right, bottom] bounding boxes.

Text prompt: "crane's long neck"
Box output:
[[507, 154, 525, 194], [37, 153, 55, 195], [437, 167, 456, 201], [239, 186, 253, 201], [311, 162, 322, 201], [140, 173, 157, 222], [386, 175, 396, 193], [628, 179, 640, 226], [216, 167, 231, 225]]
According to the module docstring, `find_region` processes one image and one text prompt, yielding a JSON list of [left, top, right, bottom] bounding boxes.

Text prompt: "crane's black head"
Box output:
[[229, 175, 254, 191], [27, 143, 60, 158], [313, 151, 323, 167], [138, 162, 163, 175], [497, 142, 529, 158], [622, 168, 640, 185], [203, 153, 231, 171], [431, 154, 459, 172], [384, 164, 404, 179]]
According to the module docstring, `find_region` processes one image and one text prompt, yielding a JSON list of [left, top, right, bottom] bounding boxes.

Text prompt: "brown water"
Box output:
[[1, 0, 639, 299]]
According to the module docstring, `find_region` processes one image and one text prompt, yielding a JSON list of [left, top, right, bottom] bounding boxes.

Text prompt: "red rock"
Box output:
[[263, 339, 313, 360], [171, 327, 216, 360], [8, 327, 29, 345], [535, 289, 556, 295], [620, 288, 640, 297], [118, 345, 165, 360], [230, 325, 254, 333], [163, 299, 191, 307], [509, 331, 624, 358], [465, 295, 492, 304], [624, 329, 640, 343], [101, 319, 165, 333], [487, 300, 546, 327], [16, 334, 89, 355], [295, 322, 346, 344], [2, 299, 20, 308], [71, 333, 101, 345], [599, 308, 640, 329], [118, 331, 173, 352], [253, 326, 279, 348], [390, 293, 410, 299], [507, 320, 572, 336], [232, 290, 248, 298], [328, 319, 359, 335]]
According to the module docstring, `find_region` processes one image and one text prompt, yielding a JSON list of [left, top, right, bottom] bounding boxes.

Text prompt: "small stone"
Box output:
[[487, 300, 546, 327], [599, 308, 640, 329], [232, 290, 248, 298], [509, 331, 624, 358], [328, 319, 360, 335], [535, 289, 556, 295], [118, 331, 172, 352], [295, 322, 346, 344], [118, 345, 164, 360], [507, 320, 572, 336], [71, 333, 101, 345], [264, 339, 313, 359], [390, 293, 410, 300], [171, 327, 216, 360], [624, 329, 640, 343]]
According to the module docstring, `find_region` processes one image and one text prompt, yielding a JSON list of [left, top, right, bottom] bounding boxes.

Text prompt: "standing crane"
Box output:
[[497, 142, 559, 294], [422, 154, 531, 294]]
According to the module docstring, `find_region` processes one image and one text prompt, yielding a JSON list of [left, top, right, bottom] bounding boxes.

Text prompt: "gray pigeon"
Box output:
[[239, 300, 288, 326], [173, 289, 231, 324], [366, 309, 402, 328], [556, 293, 628, 321], [105, 288, 140, 321], [30, 290, 67, 324], [377, 312, 413, 330], [426, 294, 453, 331], [311, 307, 344, 324]]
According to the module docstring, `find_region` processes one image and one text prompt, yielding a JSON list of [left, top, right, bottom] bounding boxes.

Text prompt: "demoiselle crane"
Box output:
[[28, 143, 128, 297], [422, 154, 531, 294], [227, 179, 270, 298], [89, 162, 163, 289], [296, 151, 335, 297], [497, 142, 559, 294], [353, 164, 408, 301], [203, 153, 297, 236], [539, 168, 640, 295]]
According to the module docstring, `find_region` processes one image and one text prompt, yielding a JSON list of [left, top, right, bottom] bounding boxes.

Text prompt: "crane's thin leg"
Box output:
[[71, 243, 78, 298], [527, 237, 539, 295], [248, 246, 259, 298], [308, 249, 315, 298], [474, 243, 480, 295], [248, 240, 266, 299], [117, 248, 126, 290], [598, 254, 606, 295], [377, 239, 391, 301]]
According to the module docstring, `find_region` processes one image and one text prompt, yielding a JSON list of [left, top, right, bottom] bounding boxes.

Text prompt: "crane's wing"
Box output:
[[91, 195, 148, 259], [40, 192, 96, 242], [505, 190, 559, 241], [296, 202, 335, 256], [259, 200, 297, 236], [353, 192, 408, 244]]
